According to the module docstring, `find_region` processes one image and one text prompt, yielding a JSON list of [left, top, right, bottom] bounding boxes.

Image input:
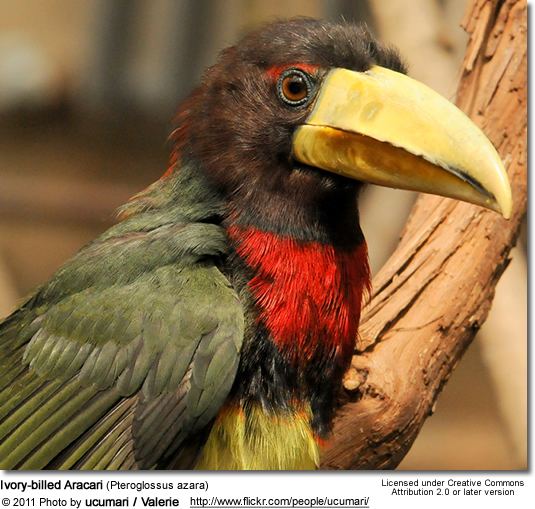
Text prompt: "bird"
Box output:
[[0, 18, 511, 470]]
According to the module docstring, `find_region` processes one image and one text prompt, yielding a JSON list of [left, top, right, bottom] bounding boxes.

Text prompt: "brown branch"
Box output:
[[321, 0, 527, 470]]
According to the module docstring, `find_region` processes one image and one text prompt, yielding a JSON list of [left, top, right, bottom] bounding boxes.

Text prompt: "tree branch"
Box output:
[[321, 0, 527, 470]]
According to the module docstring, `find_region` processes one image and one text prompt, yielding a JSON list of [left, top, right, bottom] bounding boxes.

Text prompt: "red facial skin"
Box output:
[[265, 63, 320, 81]]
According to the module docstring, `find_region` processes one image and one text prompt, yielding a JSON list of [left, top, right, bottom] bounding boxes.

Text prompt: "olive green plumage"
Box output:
[[0, 164, 244, 469]]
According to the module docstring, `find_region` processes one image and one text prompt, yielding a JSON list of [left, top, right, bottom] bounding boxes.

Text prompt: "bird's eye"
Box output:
[[277, 69, 314, 107]]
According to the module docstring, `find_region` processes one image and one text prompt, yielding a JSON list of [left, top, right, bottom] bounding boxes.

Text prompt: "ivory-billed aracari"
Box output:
[[0, 19, 511, 470]]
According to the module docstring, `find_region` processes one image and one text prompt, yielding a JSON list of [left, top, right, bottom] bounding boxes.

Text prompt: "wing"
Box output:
[[0, 221, 244, 470]]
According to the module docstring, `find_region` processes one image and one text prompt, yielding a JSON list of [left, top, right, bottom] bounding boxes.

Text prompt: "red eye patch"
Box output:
[[265, 63, 319, 81]]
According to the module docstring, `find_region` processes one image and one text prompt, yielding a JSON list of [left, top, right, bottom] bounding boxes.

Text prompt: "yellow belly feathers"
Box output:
[[196, 403, 319, 470]]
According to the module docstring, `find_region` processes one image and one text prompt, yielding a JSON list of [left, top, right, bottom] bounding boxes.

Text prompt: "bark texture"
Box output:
[[321, 0, 527, 470]]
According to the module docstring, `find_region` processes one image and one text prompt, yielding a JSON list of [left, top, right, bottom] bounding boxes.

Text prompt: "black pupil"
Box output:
[[288, 77, 304, 95]]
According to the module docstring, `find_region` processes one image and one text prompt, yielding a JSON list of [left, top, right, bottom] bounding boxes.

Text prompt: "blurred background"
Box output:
[[0, 0, 527, 470]]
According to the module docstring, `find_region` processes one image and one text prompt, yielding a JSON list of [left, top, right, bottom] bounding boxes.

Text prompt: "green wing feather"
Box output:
[[0, 218, 244, 470]]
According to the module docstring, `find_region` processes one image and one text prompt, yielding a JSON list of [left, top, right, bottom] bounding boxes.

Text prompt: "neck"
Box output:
[[226, 169, 365, 248], [225, 180, 370, 436]]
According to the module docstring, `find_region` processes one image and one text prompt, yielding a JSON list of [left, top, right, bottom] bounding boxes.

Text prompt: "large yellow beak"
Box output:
[[293, 66, 512, 218]]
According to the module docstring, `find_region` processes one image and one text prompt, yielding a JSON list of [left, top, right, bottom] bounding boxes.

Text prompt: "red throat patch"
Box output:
[[227, 225, 370, 364]]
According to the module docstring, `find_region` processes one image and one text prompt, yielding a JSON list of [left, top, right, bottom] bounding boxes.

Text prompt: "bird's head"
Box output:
[[169, 18, 511, 234]]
